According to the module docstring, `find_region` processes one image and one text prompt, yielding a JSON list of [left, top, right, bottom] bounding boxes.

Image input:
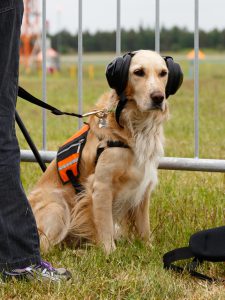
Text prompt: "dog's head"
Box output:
[[127, 50, 169, 112], [106, 50, 183, 124]]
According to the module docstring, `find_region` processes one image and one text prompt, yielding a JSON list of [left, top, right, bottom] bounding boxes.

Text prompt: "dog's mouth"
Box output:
[[137, 103, 164, 113], [150, 104, 163, 111], [134, 98, 166, 113]]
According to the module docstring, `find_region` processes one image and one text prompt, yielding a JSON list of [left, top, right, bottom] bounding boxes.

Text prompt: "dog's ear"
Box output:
[[164, 56, 183, 98], [105, 53, 133, 95]]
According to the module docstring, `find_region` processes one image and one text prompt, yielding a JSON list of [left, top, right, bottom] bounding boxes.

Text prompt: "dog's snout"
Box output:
[[150, 92, 164, 104]]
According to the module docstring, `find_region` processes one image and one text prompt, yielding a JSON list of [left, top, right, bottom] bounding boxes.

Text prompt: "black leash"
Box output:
[[16, 86, 110, 173], [15, 110, 47, 172], [17, 86, 84, 172], [18, 86, 83, 118]]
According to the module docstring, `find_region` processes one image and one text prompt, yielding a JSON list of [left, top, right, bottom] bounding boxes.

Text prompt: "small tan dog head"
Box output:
[[127, 50, 168, 112]]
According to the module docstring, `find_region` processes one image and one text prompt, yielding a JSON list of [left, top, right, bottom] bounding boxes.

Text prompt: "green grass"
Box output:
[[1, 53, 224, 299]]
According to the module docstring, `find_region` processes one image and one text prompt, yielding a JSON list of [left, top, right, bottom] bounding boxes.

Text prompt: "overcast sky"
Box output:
[[43, 0, 225, 34]]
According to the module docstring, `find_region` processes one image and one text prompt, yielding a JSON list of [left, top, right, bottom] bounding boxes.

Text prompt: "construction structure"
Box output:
[[20, 0, 41, 70]]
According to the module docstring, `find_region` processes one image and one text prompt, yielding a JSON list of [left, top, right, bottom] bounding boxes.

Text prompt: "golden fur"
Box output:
[[28, 50, 169, 254]]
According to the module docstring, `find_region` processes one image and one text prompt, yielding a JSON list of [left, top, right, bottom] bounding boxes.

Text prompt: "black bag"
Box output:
[[163, 226, 225, 283]]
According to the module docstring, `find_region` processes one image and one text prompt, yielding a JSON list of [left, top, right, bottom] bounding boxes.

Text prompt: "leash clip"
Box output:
[[82, 109, 108, 119]]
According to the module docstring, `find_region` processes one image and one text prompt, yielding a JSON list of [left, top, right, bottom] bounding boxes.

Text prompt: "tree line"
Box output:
[[50, 26, 225, 53]]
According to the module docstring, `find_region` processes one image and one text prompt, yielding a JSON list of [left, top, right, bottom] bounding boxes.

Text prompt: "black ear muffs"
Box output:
[[164, 56, 183, 98], [105, 53, 133, 96], [106, 52, 134, 126], [105, 52, 183, 126], [106, 53, 183, 98]]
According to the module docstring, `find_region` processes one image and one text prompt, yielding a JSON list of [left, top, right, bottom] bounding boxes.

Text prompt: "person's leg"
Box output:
[[0, 0, 41, 271], [0, 1, 71, 281]]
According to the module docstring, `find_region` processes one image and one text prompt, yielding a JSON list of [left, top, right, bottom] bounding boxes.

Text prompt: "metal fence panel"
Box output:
[[20, 0, 225, 173]]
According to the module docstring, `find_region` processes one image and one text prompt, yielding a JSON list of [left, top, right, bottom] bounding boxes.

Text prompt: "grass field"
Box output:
[[1, 52, 224, 299]]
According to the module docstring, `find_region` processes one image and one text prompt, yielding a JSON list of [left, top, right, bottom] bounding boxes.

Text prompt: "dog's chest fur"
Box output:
[[112, 117, 164, 221]]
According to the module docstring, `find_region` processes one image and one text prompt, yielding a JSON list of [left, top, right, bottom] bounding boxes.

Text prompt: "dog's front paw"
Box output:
[[103, 240, 116, 255]]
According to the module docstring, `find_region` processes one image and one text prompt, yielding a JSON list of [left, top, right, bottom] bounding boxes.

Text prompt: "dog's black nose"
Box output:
[[150, 92, 164, 104]]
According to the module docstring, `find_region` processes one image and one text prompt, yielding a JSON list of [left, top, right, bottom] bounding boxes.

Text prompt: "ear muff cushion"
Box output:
[[105, 53, 132, 95], [165, 57, 183, 98]]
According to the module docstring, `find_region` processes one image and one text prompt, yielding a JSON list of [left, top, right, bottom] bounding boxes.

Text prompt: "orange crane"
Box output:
[[20, 0, 40, 69]]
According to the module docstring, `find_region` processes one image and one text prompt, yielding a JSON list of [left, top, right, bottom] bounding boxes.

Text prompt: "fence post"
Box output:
[[78, 0, 83, 129], [42, 0, 47, 150], [116, 0, 121, 56], [194, 0, 199, 158], [155, 0, 160, 52]]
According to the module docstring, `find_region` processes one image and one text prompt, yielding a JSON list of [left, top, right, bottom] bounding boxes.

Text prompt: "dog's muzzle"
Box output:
[[150, 91, 164, 110]]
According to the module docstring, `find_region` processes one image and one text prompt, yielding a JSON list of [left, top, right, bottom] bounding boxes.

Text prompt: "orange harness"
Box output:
[[57, 124, 89, 192], [57, 124, 130, 193]]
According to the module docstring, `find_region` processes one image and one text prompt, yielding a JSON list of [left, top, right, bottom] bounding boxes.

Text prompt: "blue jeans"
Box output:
[[0, 0, 41, 271]]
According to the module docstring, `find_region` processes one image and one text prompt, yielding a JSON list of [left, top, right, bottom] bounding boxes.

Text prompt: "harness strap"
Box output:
[[107, 140, 130, 149], [95, 140, 130, 165], [66, 170, 85, 194], [95, 147, 105, 165]]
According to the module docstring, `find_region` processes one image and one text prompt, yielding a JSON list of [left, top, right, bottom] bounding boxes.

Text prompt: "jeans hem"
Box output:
[[0, 254, 41, 272]]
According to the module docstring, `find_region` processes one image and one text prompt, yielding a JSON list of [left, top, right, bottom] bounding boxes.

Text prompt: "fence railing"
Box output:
[[20, 0, 225, 173]]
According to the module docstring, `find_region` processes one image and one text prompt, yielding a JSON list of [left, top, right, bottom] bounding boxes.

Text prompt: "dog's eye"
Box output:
[[134, 69, 145, 77], [159, 70, 168, 77]]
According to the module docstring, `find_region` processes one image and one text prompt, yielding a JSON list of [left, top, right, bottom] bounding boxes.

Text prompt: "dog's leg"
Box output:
[[133, 187, 151, 241], [91, 147, 132, 254], [92, 181, 116, 254], [29, 189, 70, 252]]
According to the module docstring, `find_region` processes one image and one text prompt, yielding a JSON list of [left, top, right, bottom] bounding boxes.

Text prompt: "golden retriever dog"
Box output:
[[28, 50, 182, 254]]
